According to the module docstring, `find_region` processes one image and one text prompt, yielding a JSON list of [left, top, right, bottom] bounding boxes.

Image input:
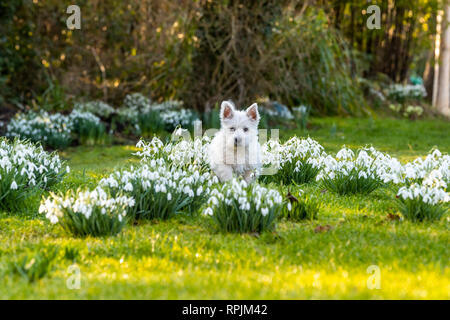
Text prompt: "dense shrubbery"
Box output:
[[0, 0, 366, 115]]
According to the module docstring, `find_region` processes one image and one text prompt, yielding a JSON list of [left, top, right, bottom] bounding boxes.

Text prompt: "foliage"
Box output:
[[320, 0, 440, 83], [1, 0, 365, 115], [99, 161, 215, 220]]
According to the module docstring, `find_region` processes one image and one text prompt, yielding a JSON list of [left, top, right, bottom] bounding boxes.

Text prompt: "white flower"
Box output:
[[124, 182, 133, 192], [10, 181, 18, 190], [203, 207, 213, 216]]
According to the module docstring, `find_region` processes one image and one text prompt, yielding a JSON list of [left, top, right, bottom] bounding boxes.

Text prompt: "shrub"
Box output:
[[203, 179, 283, 233], [281, 191, 320, 221], [317, 147, 385, 195], [261, 137, 326, 185], [396, 184, 449, 222], [39, 188, 134, 237], [0, 138, 68, 211]]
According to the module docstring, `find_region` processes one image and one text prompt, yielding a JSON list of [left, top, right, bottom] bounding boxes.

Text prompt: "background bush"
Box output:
[[0, 0, 370, 115]]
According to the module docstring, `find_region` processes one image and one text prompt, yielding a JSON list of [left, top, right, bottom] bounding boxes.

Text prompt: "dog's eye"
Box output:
[[230, 127, 235, 131], [243, 127, 248, 132]]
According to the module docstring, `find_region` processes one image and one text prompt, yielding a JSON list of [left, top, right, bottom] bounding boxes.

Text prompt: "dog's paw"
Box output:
[[214, 165, 233, 182]]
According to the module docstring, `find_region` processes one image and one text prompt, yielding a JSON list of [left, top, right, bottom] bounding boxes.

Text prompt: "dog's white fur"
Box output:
[[209, 101, 261, 183]]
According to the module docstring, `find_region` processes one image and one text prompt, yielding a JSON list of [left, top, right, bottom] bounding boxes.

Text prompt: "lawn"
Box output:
[[0, 117, 449, 299]]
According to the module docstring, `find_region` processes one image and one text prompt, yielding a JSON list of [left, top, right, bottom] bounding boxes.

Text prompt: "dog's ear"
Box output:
[[220, 101, 235, 121], [246, 103, 260, 123]]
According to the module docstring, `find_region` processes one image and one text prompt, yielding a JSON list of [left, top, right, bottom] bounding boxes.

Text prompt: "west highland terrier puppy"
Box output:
[[209, 100, 262, 183]]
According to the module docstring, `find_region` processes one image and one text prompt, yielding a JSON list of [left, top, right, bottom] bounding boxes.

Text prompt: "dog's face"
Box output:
[[220, 101, 260, 148]]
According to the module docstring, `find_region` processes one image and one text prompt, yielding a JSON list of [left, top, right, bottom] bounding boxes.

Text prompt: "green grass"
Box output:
[[0, 117, 449, 299]]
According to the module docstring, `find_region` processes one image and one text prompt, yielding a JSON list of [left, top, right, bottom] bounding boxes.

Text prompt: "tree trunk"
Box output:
[[436, 3, 450, 117]]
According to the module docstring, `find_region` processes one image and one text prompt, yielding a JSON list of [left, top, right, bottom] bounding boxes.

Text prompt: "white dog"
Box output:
[[208, 101, 261, 183]]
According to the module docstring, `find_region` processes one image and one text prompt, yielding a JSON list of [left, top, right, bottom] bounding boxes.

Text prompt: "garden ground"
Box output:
[[0, 117, 449, 299]]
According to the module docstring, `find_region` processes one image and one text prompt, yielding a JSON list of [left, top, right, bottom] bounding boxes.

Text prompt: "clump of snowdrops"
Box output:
[[70, 110, 108, 146], [118, 93, 197, 135], [203, 178, 283, 233], [39, 187, 134, 237], [0, 138, 68, 211], [135, 135, 211, 172], [7, 111, 73, 149], [382, 149, 449, 188], [7, 110, 107, 149], [99, 162, 217, 220], [391, 149, 450, 221], [261, 137, 326, 185], [387, 83, 427, 103], [317, 147, 387, 195], [396, 182, 449, 222]]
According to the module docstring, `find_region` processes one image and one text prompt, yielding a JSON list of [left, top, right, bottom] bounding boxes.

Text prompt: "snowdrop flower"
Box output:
[[203, 178, 282, 217], [10, 181, 18, 190], [124, 182, 133, 192], [204, 207, 213, 216]]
